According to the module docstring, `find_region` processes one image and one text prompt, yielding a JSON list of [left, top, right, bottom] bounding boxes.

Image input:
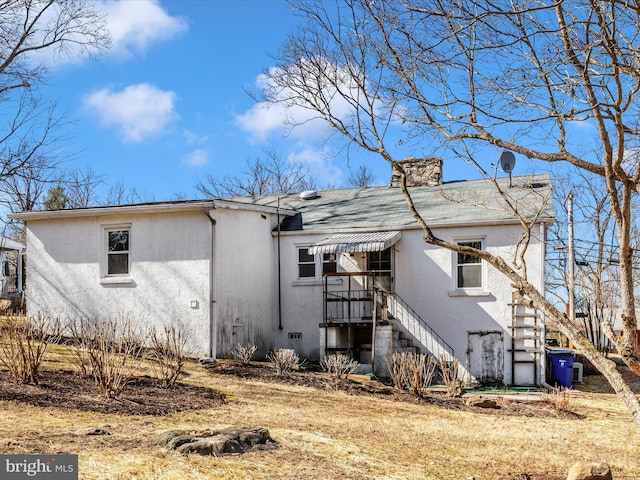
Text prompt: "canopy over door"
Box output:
[[308, 231, 401, 255]]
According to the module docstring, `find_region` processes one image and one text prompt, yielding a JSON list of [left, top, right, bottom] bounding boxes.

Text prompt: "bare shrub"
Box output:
[[0, 314, 60, 384], [541, 387, 573, 412], [147, 325, 187, 387], [68, 316, 145, 398], [386, 351, 409, 390], [230, 343, 257, 364], [386, 351, 437, 395], [406, 353, 438, 395], [267, 348, 301, 375], [439, 355, 463, 398], [320, 353, 359, 377]]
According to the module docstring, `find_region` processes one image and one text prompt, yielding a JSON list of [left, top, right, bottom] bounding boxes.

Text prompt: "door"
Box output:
[[468, 331, 504, 385]]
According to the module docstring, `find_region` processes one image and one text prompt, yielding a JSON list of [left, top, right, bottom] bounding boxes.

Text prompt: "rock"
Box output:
[[566, 462, 612, 480], [465, 397, 500, 409], [153, 426, 277, 456], [361, 381, 393, 394], [73, 427, 110, 436]]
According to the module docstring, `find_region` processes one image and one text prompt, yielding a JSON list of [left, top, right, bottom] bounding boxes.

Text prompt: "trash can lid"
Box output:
[[546, 348, 575, 356]]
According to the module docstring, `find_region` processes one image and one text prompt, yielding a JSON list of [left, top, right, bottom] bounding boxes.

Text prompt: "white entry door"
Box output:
[[468, 331, 504, 385]]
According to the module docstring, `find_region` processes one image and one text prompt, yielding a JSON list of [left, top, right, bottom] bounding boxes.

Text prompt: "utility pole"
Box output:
[[567, 191, 575, 322]]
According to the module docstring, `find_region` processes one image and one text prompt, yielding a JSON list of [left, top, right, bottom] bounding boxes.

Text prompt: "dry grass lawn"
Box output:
[[0, 347, 639, 479]]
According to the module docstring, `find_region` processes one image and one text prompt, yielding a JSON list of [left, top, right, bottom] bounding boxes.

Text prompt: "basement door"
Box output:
[[468, 331, 504, 385]]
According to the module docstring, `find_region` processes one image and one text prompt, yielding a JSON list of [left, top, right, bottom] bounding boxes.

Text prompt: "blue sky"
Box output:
[[41, 0, 522, 203]]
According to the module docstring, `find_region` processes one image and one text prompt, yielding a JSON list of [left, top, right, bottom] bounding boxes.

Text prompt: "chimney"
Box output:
[[390, 157, 443, 187]]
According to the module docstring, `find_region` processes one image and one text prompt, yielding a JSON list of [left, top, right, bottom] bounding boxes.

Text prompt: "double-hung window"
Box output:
[[297, 248, 338, 280], [322, 253, 337, 275], [456, 240, 482, 289], [107, 229, 130, 275], [298, 248, 316, 278]]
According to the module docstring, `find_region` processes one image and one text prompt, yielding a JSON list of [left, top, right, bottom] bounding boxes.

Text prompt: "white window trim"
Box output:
[[293, 245, 342, 287], [449, 237, 488, 296], [100, 224, 132, 284]]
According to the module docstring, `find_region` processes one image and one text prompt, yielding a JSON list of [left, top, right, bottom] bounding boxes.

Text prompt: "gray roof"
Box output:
[[9, 174, 554, 233], [227, 174, 555, 233]]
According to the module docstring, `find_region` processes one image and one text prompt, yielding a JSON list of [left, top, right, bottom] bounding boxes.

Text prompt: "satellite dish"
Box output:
[[499, 151, 516, 173]]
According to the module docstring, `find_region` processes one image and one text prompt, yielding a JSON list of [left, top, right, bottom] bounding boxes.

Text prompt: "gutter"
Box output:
[[9, 199, 297, 221]]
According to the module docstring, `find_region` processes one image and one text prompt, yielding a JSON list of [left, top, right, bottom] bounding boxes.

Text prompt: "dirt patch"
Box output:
[[0, 370, 226, 415], [203, 361, 582, 420]]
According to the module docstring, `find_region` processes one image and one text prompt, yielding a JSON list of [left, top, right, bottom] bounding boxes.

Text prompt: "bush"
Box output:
[[439, 355, 463, 398], [267, 348, 301, 375], [541, 387, 573, 412], [68, 316, 145, 398], [320, 353, 359, 377], [230, 343, 257, 364], [0, 313, 59, 384], [147, 325, 187, 387], [386, 351, 437, 395]]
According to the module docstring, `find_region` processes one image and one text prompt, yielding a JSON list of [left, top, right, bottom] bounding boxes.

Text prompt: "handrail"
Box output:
[[385, 291, 455, 361], [321, 285, 455, 361]]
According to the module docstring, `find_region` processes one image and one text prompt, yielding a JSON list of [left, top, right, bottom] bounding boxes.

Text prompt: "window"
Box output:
[[322, 252, 337, 274], [367, 248, 393, 291], [456, 240, 482, 288], [298, 248, 315, 278], [107, 229, 130, 275]]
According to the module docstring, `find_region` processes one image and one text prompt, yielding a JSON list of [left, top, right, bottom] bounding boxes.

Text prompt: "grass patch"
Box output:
[[0, 349, 639, 479]]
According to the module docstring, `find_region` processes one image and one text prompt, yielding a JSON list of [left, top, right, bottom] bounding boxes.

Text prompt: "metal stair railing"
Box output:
[[385, 291, 455, 361]]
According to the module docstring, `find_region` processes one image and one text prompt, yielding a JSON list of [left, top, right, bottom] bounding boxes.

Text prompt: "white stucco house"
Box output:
[[9, 159, 555, 386]]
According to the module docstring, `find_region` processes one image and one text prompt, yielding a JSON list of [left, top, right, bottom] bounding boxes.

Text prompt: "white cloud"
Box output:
[[83, 83, 178, 142], [182, 149, 209, 167], [287, 147, 343, 186], [235, 63, 388, 144], [102, 0, 188, 58], [27, 0, 187, 66], [183, 129, 209, 146]]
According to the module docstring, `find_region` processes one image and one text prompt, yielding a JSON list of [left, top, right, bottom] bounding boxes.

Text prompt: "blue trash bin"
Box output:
[[547, 349, 576, 387]]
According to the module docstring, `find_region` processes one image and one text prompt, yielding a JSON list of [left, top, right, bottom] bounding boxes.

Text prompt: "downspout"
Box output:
[[17, 249, 24, 294], [205, 210, 218, 360], [277, 197, 283, 330]]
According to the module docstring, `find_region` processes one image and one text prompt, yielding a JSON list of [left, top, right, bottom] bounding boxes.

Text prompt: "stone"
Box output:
[[566, 462, 612, 480], [465, 397, 500, 409], [153, 426, 277, 456], [361, 381, 393, 394], [390, 158, 443, 187], [73, 427, 110, 436]]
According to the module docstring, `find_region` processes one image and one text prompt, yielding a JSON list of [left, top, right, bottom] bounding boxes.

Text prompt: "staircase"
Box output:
[[385, 292, 455, 362]]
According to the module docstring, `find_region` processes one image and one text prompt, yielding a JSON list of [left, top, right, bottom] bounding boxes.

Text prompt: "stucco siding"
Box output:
[[26, 211, 212, 354], [211, 209, 276, 358], [394, 225, 545, 384]]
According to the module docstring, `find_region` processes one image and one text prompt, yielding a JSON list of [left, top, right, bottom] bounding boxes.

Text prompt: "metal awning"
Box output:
[[308, 231, 401, 255]]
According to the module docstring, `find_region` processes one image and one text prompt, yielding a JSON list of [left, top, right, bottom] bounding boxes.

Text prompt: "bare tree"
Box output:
[[347, 164, 376, 187], [62, 166, 104, 208], [195, 147, 315, 197], [104, 180, 153, 206], [265, 0, 640, 424], [0, 1, 108, 220], [546, 168, 634, 352]]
